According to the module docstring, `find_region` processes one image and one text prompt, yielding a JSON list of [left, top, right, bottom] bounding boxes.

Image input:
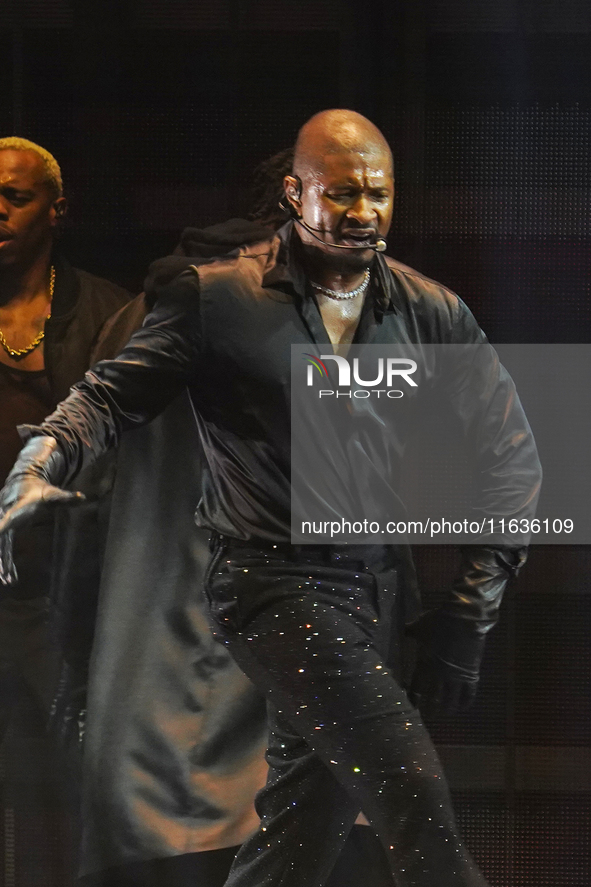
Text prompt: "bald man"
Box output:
[[0, 111, 540, 887]]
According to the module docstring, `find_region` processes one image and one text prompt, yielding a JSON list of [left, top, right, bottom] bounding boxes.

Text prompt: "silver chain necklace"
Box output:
[[310, 269, 370, 300]]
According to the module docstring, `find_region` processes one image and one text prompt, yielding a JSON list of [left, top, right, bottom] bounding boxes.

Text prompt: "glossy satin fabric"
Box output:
[[204, 538, 488, 887], [34, 223, 540, 550], [28, 225, 541, 634], [78, 392, 269, 876]]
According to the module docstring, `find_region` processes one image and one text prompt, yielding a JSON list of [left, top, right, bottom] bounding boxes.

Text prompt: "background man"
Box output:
[[0, 113, 540, 887], [0, 137, 129, 742]]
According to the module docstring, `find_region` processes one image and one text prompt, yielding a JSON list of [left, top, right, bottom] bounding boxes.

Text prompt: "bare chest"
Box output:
[[317, 295, 365, 347]]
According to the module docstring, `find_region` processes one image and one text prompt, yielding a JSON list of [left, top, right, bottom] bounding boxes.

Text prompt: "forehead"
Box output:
[[310, 149, 393, 187], [0, 149, 47, 189]]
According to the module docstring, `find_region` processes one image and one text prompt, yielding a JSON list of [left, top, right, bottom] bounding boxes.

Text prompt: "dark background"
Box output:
[[1, 1, 590, 885]]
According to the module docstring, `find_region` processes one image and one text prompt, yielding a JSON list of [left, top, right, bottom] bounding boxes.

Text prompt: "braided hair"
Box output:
[[248, 146, 294, 229]]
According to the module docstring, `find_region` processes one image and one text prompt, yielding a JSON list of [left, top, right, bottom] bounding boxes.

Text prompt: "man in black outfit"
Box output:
[[0, 112, 541, 887], [0, 136, 129, 740]]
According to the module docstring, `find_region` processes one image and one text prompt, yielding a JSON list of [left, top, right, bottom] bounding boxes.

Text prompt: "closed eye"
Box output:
[[327, 191, 356, 202], [0, 188, 33, 206]]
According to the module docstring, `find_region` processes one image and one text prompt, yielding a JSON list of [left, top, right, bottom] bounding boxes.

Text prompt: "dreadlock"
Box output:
[[248, 146, 294, 229]]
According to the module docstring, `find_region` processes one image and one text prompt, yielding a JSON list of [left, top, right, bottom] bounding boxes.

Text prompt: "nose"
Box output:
[[345, 193, 377, 226], [0, 195, 9, 219]]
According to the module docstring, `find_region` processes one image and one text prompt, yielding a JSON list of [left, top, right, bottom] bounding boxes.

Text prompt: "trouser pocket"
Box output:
[[202, 533, 242, 633], [372, 568, 402, 675]]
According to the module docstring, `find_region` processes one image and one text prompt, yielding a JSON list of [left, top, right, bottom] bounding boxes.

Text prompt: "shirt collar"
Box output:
[[261, 221, 307, 298], [261, 220, 398, 319]]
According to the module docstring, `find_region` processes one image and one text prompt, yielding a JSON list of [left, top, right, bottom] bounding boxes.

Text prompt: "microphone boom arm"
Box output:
[[294, 216, 387, 253]]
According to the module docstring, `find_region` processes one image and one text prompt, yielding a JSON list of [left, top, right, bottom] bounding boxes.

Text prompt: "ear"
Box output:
[[283, 175, 302, 217], [50, 196, 67, 229]]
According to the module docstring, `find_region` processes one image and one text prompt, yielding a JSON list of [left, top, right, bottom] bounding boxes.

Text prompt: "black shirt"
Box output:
[[0, 363, 53, 486], [0, 364, 55, 597], [0, 257, 129, 598], [36, 223, 540, 545]]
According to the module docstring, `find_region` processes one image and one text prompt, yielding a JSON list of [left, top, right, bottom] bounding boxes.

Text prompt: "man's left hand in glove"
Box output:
[[406, 545, 527, 716], [406, 608, 487, 715]]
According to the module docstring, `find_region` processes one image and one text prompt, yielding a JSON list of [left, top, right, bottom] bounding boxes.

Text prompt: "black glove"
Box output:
[[406, 609, 486, 714], [406, 545, 526, 715], [0, 436, 84, 586]]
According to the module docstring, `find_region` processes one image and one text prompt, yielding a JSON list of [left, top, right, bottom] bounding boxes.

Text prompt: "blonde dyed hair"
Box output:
[[0, 136, 63, 198]]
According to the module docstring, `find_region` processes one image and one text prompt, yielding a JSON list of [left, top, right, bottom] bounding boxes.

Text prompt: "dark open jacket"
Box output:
[[74, 221, 273, 875], [5, 256, 129, 605], [44, 255, 131, 403]]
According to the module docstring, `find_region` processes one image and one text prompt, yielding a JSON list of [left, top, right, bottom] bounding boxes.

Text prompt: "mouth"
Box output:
[[0, 229, 14, 245], [339, 230, 377, 248]]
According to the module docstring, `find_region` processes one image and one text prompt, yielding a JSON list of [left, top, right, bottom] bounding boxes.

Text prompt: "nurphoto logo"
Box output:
[[303, 353, 417, 399]]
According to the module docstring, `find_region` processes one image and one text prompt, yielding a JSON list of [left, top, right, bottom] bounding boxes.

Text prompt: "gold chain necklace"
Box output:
[[0, 265, 55, 360]]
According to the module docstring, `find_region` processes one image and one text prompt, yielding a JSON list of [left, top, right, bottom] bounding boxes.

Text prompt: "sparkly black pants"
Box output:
[[204, 537, 488, 887]]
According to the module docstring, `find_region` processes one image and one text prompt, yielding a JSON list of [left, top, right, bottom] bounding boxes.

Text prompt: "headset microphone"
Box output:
[[291, 210, 388, 253]]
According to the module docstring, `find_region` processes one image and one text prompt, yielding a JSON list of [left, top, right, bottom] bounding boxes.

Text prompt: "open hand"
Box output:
[[0, 478, 84, 585], [0, 436, 86, 585]]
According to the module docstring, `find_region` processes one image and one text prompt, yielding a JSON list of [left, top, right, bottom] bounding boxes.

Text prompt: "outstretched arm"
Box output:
[[0, 272, 201, 584]]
